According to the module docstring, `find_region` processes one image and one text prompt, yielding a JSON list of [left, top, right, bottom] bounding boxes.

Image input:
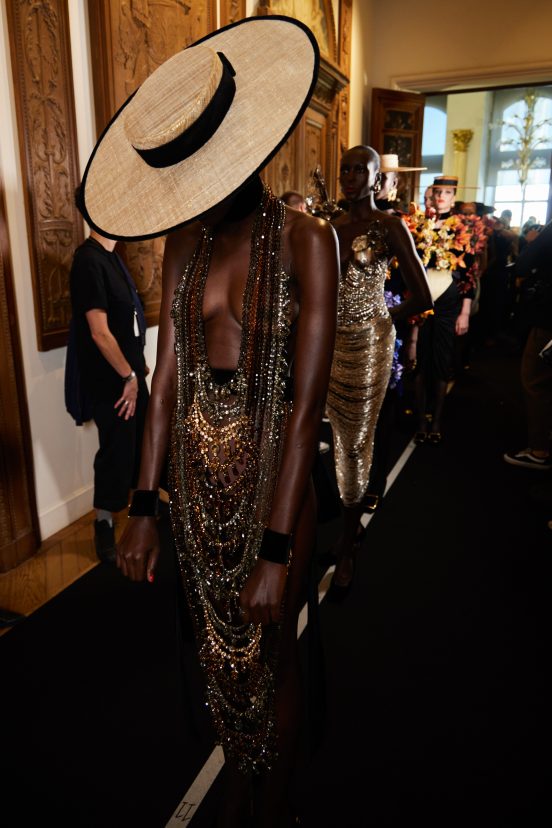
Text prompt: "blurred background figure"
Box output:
[[377, 153, 427, 215], [477, 214, 519, 348], [518, 220, 543, 254], [504, 219, 552, 473], [280, 189, 307, 212], [424, 185, 434, 212], [520, 214, 537, 238]]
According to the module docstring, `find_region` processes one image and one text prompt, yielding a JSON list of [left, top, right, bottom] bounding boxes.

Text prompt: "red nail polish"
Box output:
[[147, 572, 154, 583]]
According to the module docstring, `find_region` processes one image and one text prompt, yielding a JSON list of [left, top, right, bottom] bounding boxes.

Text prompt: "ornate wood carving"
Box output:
[[337, 87, 350, 158], [338, 0, 352, 76], [257, 3, 348, 203], [257, 0, 337, 62], [6, 0, 84, 351], [220, 0, 246, 26], [0, 181, 40, 572], [87, 0, 217, 326], [261, 131, 299, 197]]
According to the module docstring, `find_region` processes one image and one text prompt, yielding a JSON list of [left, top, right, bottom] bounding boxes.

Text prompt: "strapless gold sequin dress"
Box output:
[[327, 220, 395, 507]]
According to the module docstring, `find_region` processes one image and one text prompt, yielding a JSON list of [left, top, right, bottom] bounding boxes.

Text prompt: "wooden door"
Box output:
[[0, 182, 40, 572], [370, 88, 426, 209]]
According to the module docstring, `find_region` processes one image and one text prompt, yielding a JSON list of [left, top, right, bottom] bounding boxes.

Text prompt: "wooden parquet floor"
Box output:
[[0, 509, 127, 636]]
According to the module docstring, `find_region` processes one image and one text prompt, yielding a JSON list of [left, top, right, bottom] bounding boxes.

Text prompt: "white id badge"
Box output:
[[133, 310, 140, 337]]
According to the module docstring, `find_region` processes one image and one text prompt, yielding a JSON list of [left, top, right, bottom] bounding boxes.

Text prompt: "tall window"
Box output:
[[485, 87, 552, 227], [419, 95, 447, 203]]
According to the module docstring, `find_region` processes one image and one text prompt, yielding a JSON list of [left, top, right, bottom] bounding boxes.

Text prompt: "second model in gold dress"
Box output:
[[327, 219, 395, 506]]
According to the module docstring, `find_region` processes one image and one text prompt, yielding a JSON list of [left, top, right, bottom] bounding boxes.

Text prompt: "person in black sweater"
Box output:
[[504, 219, 552, 470]]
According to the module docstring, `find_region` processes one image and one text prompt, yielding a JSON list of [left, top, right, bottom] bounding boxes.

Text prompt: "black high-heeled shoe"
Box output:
[[362, 493, 380, 513], [326, 558, 355, 603]]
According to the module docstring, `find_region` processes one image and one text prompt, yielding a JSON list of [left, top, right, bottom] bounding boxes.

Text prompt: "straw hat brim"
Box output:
[[81, 16, 319, 241], [380, 165, 427, 173]]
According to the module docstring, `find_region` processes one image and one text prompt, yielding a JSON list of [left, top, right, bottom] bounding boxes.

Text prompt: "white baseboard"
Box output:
[[39, 485, 94, 542]]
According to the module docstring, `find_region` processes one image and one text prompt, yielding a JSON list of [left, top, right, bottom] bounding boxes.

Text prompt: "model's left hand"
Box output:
[[455, 312, 470, 336], [239, 558, 288, 626]]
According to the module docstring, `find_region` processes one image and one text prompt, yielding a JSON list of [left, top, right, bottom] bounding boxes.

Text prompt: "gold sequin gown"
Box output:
[[327, 219, 395, 507]]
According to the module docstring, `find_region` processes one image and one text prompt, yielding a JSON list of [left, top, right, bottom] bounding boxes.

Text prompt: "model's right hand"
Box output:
[[116, 516, 160, 583]]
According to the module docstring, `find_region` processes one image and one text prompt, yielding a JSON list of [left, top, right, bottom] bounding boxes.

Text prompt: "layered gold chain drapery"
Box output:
[[169, 187, 291, 772]]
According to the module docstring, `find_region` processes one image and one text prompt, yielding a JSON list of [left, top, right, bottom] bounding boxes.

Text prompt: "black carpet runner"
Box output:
[[1, 343, 550, 827]]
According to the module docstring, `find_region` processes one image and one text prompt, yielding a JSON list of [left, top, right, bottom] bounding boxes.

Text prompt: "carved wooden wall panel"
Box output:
[[338, 0, 352, 76], [261, 131, 300, 197], [220, 0, 246, 26], [304, 107, 328, 188], [0, 181, 40, 572], [337, 87, 349, 158], [257, 0, 337, 62], [88, 0, 217, 327], [262, 54, 349, 205], [6, 0, 84, 352]]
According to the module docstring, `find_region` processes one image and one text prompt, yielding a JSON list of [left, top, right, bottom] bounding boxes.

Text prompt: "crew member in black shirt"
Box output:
[[70, 200, 148, 562]]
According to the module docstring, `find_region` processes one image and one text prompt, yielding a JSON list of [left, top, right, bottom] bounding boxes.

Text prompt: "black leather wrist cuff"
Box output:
[[258, 528, 291, 565], [128, 489, 159, 517]]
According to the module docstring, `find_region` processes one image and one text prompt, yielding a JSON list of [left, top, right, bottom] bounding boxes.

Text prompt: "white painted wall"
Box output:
[[367, 0, 552, 92]]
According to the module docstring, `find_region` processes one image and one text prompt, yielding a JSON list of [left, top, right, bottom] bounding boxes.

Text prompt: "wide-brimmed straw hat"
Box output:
[[380, 153, 426, 173], [80, 16, 319, 241]]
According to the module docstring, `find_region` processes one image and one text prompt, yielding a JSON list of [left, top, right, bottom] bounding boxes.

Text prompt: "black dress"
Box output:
[[416, 214, 475, 383]]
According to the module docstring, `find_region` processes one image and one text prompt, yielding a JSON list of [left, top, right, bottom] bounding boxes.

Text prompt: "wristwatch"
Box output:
[[123, 370, 137, 383]]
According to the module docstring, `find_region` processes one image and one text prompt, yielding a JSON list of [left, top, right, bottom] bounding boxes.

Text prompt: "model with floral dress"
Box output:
[[403, 176, 491, 444]]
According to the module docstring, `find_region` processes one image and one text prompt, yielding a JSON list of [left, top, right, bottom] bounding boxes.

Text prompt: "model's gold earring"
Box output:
[[371, 172, 382, 195], [387, 183, 398, 201]]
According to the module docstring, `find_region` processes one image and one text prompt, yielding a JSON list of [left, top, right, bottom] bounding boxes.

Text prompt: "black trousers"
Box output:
[[92, 376, 149, 512]]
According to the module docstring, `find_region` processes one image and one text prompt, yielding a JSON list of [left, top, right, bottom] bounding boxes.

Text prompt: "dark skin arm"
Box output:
[[117, 208, 340, 622], [240, 213, 339, 625], [116, 224, 201, 583], [383, 213, 432, 321]]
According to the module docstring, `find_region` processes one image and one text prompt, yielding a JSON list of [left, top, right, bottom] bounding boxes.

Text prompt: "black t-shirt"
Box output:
[[69, 237, 145, 400]]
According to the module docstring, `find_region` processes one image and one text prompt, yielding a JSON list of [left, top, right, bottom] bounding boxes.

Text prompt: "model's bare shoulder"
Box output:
[[163, 222, 203, 278], [382, 210, 410, 238], [287, 210, 337, 250]]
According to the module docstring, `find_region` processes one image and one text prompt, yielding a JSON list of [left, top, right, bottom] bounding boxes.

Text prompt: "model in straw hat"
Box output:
[[375, 153, 427, 208], [81, 15, 321, 240], [324, 145, 432, 602], [431, 174, 459, 216], [107, 15, 339, 825]]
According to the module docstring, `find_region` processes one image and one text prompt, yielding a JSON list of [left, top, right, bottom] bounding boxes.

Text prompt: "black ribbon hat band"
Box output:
[[133, 52, 236, 169], [433, 176, 458, 188]]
